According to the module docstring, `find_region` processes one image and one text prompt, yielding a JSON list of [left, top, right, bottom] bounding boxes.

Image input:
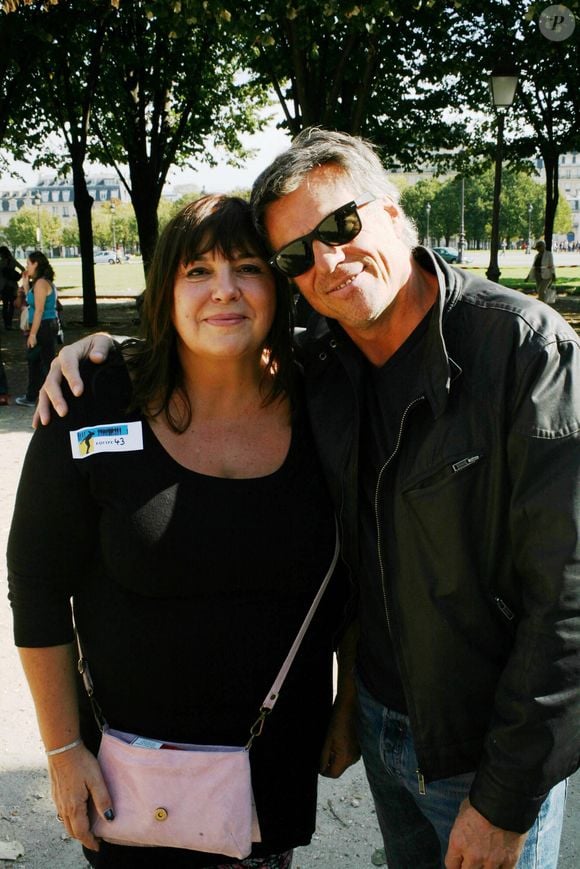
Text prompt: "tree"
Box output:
[[1, 209, 38, 251], [61, 222, 80, 249], [89, 1, 268, 271], [0, 2, 50, 165], [0, 207, 62, 252], [228, 1, 468, 167], [442, 0, 580, 250], [553, 195, 573, 237], [399, 170, 558, 249], [2, 0, 119, 323], [400, 179, 442, 243]]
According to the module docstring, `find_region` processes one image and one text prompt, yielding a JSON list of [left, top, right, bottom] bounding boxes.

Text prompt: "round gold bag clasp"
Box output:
[[154, 807, 168, 822]]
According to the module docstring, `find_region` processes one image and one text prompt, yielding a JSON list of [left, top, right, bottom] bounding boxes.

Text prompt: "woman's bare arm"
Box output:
[[18, 644, 114, 849]]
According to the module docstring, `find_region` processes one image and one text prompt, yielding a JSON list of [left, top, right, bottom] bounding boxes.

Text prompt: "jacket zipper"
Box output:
[[374, 395, 426, 635], [373, 395, 427, 794]]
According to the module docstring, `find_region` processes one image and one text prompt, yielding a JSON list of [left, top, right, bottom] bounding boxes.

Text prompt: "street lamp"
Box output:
[[527, 203, 533, 254], [33, 193, 42, 251], [457, 176, 466, 264], [110, 202, 117, 259], [486, 66, 519, 283], [425, 202, 431, 248]]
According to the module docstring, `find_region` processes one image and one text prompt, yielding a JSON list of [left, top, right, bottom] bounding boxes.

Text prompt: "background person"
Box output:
[[8, 196, 358, 869], [0, 335, 8, 404], [530, 239, 557, 304], [0, 245, 23, 330], [15, 250, 59, 408]]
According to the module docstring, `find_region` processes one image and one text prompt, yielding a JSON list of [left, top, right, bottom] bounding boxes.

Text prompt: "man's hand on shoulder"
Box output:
[[445, 799, 527, 869], [34, 333, 114, 427]]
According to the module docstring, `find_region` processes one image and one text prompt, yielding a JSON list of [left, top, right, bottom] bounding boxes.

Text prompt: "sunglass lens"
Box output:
[[318, 206, 361, 244], [275, 240, 313, 278]]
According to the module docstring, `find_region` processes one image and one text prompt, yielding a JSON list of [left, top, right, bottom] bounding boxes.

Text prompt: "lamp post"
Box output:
[[486, 67, 519, 283], [527, 203, 533, 254], [33, 193, 42, 251], [110, 202, 117, 259], [457, 176, 466, 264], [425, 202, 431, 248]]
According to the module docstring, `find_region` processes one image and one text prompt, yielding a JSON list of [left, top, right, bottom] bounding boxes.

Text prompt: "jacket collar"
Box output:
[[413, 246, 463, 419]]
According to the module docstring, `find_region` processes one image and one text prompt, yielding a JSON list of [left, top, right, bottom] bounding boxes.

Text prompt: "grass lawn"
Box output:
[[49, 258, 580, 298], [461, 266, 580, 295], [51, 258, 146, 297]]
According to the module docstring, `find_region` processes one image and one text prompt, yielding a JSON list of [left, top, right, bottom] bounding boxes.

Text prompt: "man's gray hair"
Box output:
[[251, 127, 418, 248]]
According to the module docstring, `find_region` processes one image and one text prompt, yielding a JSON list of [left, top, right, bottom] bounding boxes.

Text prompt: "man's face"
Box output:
[[264, 165, 413, 336]]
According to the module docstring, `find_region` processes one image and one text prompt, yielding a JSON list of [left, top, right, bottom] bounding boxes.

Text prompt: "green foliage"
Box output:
[[61, 222, 80, 248], [85, 1, 269, 264], [90, 202, 140, 251], [399, 169, 568, 246], [400, 178, 442, 241], [2, 0, 579, 259], [554, 195, 573, 236], [221, 0, 466, 166], [0, 207, 62, 251], [1, 210, 38, 250]]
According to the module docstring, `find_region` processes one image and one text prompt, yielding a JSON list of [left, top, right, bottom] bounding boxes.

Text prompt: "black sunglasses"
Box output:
[[269, 193, 376, 278]]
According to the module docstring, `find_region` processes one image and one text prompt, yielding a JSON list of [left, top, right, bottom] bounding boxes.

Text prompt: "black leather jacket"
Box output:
[[296, 249, 580, 833]]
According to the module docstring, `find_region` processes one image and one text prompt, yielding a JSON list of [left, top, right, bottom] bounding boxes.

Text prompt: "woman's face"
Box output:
[[26, 258, 38, 277], [171, 248, 277, 364]]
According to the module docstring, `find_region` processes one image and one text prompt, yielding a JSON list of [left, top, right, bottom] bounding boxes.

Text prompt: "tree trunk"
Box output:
[[542, 152, 559, 251], [129, 164, 160, 275], [71, 163, 98, 326]]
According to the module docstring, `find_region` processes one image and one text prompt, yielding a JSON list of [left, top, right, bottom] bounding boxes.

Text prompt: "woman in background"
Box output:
[[15, 250, 59, 408]]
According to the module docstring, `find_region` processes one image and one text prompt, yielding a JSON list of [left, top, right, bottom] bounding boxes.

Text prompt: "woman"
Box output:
[[8, 197, 357, 868], [15, 250, 59, 407]]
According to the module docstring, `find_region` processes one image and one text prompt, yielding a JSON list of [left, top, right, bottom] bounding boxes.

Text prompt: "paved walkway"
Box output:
[[0, 299, 578, 867]]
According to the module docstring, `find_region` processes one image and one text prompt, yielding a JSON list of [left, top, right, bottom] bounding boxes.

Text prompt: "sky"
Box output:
[[0, 117, 293, 195], [166, 122, 292, 194]]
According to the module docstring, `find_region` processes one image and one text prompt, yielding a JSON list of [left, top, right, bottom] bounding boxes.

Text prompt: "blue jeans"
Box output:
[[356, 678, 567, 868]]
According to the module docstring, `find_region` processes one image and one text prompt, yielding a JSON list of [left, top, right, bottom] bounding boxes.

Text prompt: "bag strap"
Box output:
[[76, 635, 107, 732], [76, 519, 340, 748], [246, 519, 339, 748]]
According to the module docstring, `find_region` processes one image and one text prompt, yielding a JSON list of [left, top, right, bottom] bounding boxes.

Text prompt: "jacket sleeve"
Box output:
[[469, 329, 580, 832]]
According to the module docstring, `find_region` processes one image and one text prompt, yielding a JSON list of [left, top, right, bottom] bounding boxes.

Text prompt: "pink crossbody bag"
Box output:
[[77, 524, 339, 859]]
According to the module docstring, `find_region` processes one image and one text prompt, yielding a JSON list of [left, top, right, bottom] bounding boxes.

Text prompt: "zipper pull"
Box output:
[[417, 769, 426, 795], [452, 455, 480, 473], [494, 595, 515, 621]]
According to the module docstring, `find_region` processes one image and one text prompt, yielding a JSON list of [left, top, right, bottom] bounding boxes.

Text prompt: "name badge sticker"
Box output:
[[70, 421, 143, 459]]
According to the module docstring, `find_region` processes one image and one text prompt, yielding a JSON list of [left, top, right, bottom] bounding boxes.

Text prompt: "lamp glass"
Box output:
[[490, 75, 518, 108]]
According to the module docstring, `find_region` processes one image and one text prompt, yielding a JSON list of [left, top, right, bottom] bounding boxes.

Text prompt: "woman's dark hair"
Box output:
[[127, 195, 295, 432], [28, 250, 55, 283]]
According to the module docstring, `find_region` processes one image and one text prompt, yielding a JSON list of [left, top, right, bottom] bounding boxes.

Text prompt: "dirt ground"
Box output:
[[0, 294, 578, 868]]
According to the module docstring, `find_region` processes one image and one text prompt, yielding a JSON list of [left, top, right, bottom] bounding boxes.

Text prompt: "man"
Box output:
[[38, 129, 579, 869], [529, 240, 557, 304]]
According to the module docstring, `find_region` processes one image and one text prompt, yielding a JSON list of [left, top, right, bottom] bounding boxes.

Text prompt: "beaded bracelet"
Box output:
[[45, 738, 83, 757]]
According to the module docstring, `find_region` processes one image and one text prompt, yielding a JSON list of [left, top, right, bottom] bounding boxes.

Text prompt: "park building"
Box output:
[[0, 172, 126, 230]]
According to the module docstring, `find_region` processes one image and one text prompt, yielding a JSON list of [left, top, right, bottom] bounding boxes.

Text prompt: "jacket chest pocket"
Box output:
[[397, 449, 493, 579], [402, 449, 485, 498]]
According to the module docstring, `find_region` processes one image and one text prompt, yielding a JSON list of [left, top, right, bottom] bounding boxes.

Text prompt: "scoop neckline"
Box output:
[[143, 416, 295, 482]]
